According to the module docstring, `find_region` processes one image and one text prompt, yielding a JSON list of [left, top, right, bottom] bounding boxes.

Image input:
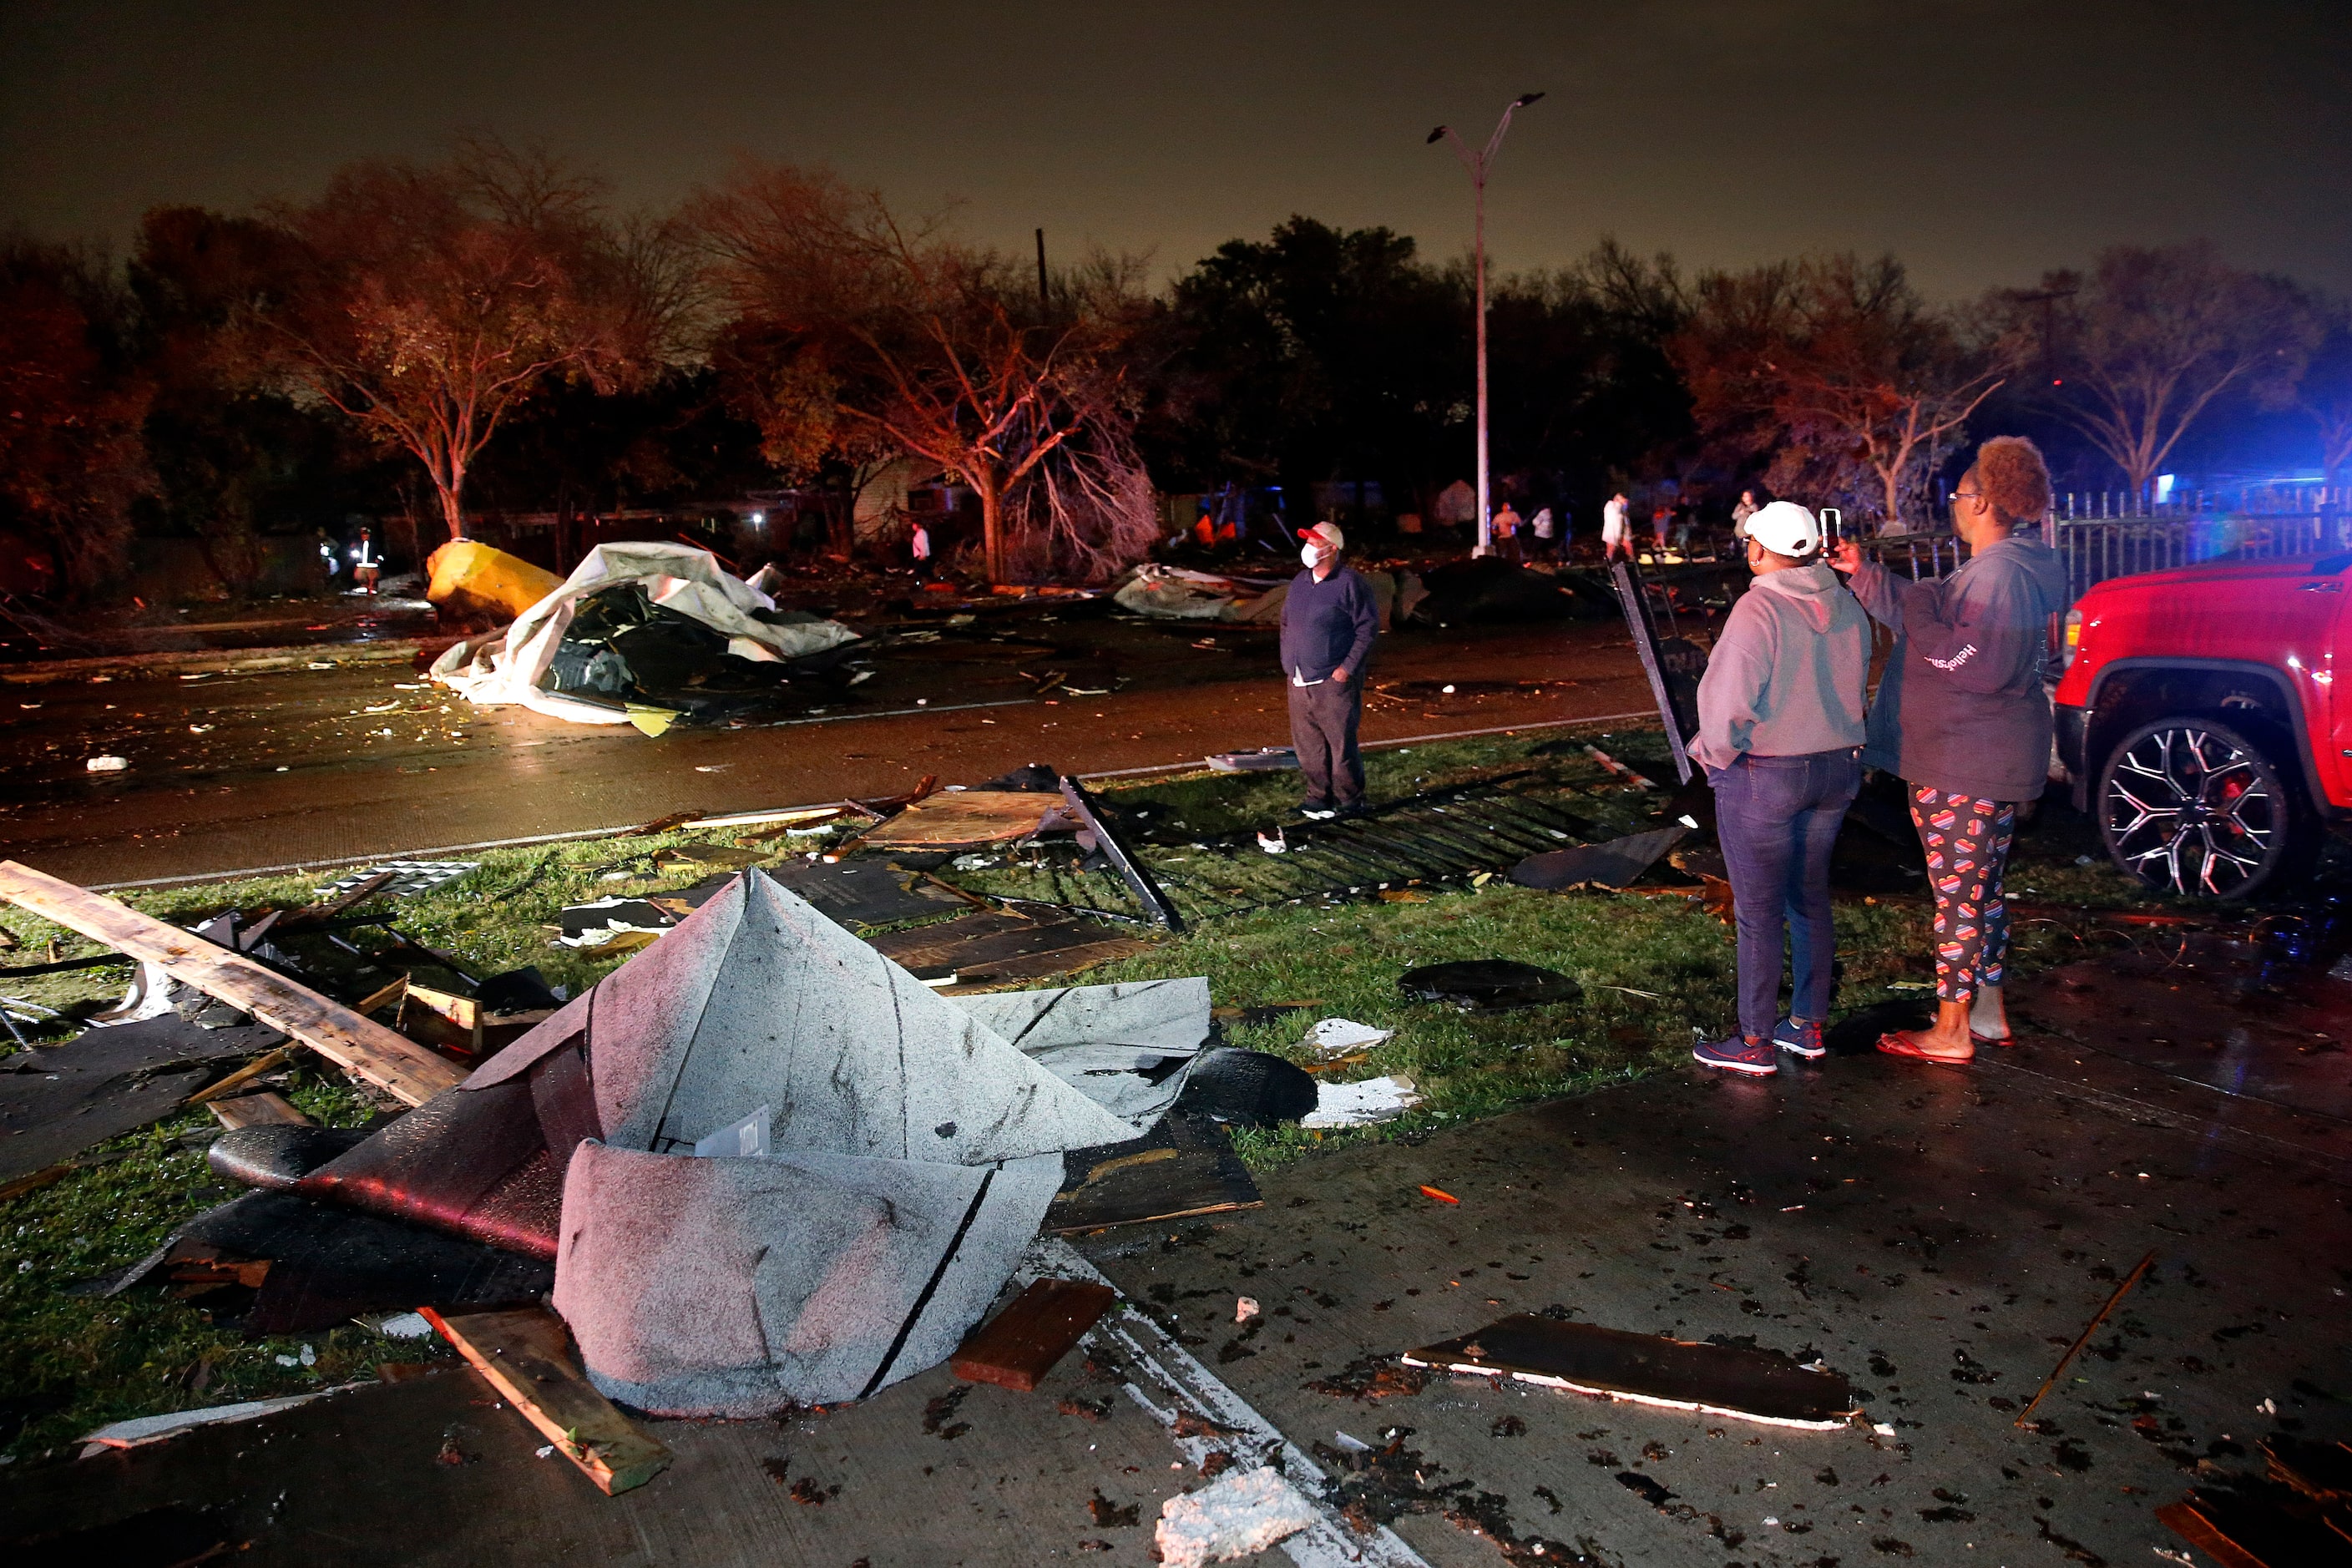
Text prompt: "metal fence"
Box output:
[[1863, 509, 2349, 604]]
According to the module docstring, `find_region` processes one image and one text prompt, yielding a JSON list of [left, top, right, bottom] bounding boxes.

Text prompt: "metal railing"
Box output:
[[1860, 510, 2351, 604]]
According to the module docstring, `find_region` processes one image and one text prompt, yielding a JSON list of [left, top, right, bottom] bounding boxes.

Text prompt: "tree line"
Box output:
[[4, 138, 2349, 601]]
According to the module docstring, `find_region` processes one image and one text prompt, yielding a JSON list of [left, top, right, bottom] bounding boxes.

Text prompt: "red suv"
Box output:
[[2054, 550, 2352, 898]]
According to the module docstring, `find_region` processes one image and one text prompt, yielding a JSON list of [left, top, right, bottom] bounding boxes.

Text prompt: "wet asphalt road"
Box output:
[[0, 616, 1654, 887]]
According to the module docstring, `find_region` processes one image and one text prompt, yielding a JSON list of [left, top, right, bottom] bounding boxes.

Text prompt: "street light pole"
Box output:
[[1430, 93, 1543, 558]]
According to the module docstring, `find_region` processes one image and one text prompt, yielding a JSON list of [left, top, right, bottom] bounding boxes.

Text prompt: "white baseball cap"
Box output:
[[1743, 500, 1821, 556], [1297, 521, 1345, 552]]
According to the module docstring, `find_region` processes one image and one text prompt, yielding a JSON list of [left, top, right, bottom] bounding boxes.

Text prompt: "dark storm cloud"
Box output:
[[3, 0, 2348, 296]]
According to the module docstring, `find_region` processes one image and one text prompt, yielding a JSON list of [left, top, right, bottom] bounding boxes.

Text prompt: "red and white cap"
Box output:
[[1296, 522, 1346, 552]]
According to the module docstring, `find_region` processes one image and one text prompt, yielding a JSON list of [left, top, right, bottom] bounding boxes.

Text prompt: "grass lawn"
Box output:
[[0, 720, 2214, 1458]]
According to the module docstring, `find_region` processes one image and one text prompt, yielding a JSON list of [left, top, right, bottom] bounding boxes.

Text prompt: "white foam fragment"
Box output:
[[1155, 1465, 1318, 1568], [1301, 1075, 1421, 1129], [1301, 1017, 1393, 1055]]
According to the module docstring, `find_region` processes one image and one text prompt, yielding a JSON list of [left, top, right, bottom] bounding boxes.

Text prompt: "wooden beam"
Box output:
[[187, 1044, 301, 1105], [421, 1307, 671, 1495], [0, 861, 467, 1107], [951, 1277, 1116, 1392]]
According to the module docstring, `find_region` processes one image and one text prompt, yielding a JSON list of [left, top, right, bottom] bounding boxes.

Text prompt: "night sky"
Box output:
[[5, 0, 2349, 298]]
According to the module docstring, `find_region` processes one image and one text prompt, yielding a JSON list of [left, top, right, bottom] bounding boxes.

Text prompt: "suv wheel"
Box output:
[[2096, 716, 2306, 898]]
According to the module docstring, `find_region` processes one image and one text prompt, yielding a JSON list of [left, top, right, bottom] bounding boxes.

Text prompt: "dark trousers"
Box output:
[[1711, 749, 1861, 1039], [1287, 677, 1364, 807]]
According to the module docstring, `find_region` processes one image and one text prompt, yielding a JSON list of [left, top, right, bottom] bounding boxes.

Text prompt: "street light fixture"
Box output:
[[1429, 92, 1544, 557]]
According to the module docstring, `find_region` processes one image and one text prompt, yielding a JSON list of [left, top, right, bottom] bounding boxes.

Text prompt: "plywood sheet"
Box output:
[[860, 792, 1073, 847]]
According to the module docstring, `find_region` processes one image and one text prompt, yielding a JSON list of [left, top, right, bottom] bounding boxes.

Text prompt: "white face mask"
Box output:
[[1301, 544, 1323, 568]]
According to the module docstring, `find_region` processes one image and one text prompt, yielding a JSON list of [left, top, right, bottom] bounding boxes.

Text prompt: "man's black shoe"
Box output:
[[1334, 802, 1372, 819]]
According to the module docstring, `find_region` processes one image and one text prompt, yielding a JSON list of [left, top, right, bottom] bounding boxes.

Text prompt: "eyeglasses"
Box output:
[[1952, 490, 1985, 506]]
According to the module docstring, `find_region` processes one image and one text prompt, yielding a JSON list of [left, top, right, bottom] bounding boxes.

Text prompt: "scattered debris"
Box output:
[[1174, 1048, 1318, 1127], [1206, 747, 1298, 773], [2015, 1250, 2158, 1427], [1234, 1297, 1261, 1324], [1418, 1185, 1460, 1205], [1302, 1075, 1423, 1129], [1404, 1313, 1857, 1429], [1047, 1113, 1262, 1232], [0, 1011, 286, 1178], [207, 1092, 311, 1130], [431, 543, 857, 726], [0, 862, 467, 1107], [83, 756, 129, 772], [1399, 959, 1581, 1010], [306, 861, 477, 905], [78, 1391, 332, 1455], [1154, 1465, 1319, 1568], [950, 1277, 1118, 1391], [1302, 1018, 1393, 1055], [422, 1306, 672, 1496], [862, 790, 1078, 847], [1510, 823, 1689, 891], [1060, 775, 1186, 932]]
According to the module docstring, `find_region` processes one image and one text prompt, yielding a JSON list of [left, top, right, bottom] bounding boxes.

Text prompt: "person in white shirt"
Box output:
[[1601, 493, 1631, 563], [352, 529, 381, 595], [1529, 506, 1555, 561]]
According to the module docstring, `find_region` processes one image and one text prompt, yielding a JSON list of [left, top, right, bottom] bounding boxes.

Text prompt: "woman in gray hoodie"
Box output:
[[1688, 501, 1871, 1076], [1828, 437, 2071, 1062]]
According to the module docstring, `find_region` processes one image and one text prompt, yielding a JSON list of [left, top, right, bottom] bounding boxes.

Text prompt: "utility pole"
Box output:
[[1429, 93, 1544, 558]]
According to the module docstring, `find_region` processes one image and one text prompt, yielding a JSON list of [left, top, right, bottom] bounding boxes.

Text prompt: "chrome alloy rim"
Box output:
[[2104, 726, 2280, 896]]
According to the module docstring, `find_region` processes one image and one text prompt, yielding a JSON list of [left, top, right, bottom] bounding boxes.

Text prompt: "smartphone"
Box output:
[[1819, 507, 1842, 544]]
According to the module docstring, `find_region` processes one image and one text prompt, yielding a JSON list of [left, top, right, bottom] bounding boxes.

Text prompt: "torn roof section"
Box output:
[[477, 868, 1142, 1164]]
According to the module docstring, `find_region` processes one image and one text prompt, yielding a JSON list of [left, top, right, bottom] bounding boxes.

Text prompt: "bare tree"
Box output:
[[689, 163, 1144, 583], [1675, 254, 2013, 529], [258, 139, 655, 541], [2037, 242, 2319, 496]]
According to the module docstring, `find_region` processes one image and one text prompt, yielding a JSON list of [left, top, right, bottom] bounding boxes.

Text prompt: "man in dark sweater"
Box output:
[[1278, 522, 1380, 816]]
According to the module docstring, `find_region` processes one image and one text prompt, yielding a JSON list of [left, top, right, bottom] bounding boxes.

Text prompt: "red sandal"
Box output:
[[1876, 1030, 1975, 1064], [1969, 1029, 2016, 1048]]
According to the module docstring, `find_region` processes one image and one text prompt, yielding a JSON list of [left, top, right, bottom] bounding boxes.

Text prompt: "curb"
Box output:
[[0, 640, 432, 685]]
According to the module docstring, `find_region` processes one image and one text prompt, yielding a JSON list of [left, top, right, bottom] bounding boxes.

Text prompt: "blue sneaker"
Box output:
[[1773, 1018, 1826, 1060], [1692, 1034, 1778, 1076]]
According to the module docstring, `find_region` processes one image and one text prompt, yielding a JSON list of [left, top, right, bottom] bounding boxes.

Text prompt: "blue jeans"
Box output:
[[1709, 750, 1862, 1040]]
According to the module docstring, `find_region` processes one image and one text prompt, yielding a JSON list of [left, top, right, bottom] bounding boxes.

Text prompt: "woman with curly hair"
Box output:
[[1828, 438, 2070, 1061]]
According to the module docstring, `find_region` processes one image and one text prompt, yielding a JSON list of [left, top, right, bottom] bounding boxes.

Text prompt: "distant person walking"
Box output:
[[352, 529, 381, 595], [1491, 501, 1523, 562], [1828, 437, 2069, 1064], [1651, 503, 1672, 559], [1732, 489, 1759, 536], [1688, 500, 1869, 1075], [1529, 506, 1556, 561], [1601, 492, 1632, 563], [911, 520, 933, 573], [1279, 522, 1379, 818]]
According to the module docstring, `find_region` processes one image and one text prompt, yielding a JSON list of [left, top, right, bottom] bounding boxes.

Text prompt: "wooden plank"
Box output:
[[1046, 1115, 1262, 1234], [420, 1306, 672, 1496], [187, 1044, 301, 1105], [861, 791, 1070, 847], [208, 1092, 311, 1129], [0, 860, 468, 1107], [950, 1277, 1117, 1392]]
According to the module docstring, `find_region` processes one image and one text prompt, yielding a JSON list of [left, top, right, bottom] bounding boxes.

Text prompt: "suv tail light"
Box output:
[[2061, 607, 2083, 670]]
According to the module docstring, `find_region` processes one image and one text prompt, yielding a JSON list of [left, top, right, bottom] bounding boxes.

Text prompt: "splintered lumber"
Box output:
[[208, 1093, 311, 1130], [951, 1277, 1117, 1392], [1404, 1314, 1856, 1429], [421, 1307, 671, 1495], [187, 1044, 301, 1105], [0, 861, 467, 1107], [861, 791, 1073, 847]]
